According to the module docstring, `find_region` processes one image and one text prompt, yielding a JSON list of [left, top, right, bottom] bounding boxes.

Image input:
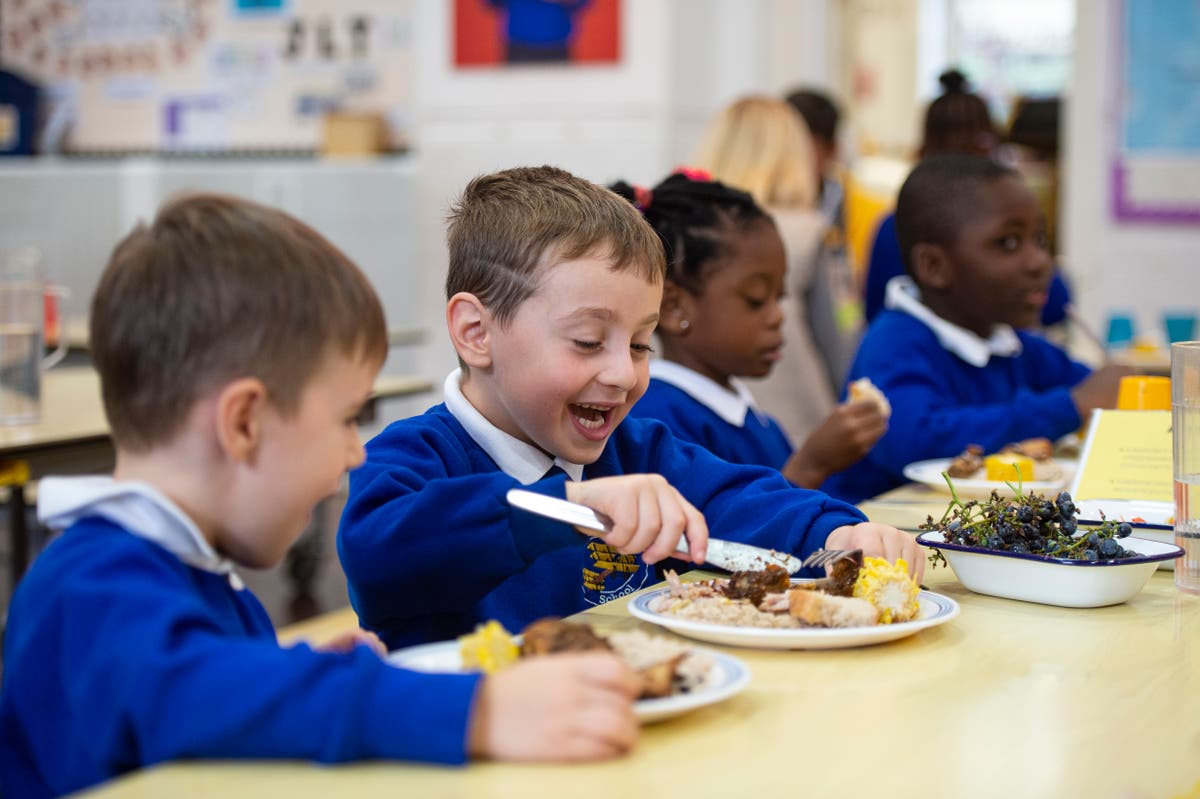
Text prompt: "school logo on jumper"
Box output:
[[582, 539, 648, 605]]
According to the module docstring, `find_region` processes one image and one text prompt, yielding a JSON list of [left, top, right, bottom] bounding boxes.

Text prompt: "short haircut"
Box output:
[[610, 173, 772, 295], [785, 88, 840, 144], [445, 165, 665, 327], [895, 153, 1020, 275], [91, 192, 388, 452], [692, 95, 818, 209]]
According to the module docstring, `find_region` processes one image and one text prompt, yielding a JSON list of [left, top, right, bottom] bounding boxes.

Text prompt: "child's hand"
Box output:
[[826, 522, 925, 582], [785, 400, 889, 488], [468, 653, 640, 762], [1072, 364, 1135, 417], [566, 474, 709, 565], [314, 629, 387, 658]]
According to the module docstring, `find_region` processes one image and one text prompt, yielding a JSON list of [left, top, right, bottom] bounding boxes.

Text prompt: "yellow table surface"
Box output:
[[78, 488, 1200, 799]]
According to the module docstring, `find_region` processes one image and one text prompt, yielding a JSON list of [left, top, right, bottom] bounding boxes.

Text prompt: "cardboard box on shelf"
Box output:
[[320, 113, 386, 157]]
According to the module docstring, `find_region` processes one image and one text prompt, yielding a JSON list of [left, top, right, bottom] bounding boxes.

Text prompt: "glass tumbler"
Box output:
[[1172, 341, 1200, 593]]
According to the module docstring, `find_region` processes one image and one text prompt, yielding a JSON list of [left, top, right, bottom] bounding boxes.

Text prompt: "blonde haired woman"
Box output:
[[694, 96, 861, 449]]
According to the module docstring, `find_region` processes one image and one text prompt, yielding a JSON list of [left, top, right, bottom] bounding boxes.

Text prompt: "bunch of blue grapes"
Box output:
[[921, 485, 1135, 562]]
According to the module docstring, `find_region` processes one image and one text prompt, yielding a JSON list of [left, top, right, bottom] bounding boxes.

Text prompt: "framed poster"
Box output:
[[454, 0, 619, 67], [1110, 0, 1200, 223]]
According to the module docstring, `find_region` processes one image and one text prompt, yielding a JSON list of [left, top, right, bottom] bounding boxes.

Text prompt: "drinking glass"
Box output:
[[1172, 341, 1200, 593], [0, 247, 67, 425]]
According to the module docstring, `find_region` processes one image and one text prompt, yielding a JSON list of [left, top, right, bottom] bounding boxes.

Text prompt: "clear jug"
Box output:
[[0, 247, 68, 425]]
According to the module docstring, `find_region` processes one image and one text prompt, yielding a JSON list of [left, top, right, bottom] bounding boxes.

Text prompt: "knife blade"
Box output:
[[506, 488, 807, 574]]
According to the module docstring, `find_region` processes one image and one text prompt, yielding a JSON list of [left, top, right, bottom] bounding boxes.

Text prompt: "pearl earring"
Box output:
[[679, 319, 690, 330]]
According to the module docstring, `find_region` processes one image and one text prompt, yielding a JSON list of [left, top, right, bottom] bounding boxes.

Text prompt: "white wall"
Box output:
[[1062, 1, 1200, 343], [407, 0, 835, 393]]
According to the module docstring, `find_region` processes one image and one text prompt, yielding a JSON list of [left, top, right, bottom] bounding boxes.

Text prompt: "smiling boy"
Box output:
[[823, 154, 1131, 503], [338, 166, 921, 649], [0, 193, 644, 798]]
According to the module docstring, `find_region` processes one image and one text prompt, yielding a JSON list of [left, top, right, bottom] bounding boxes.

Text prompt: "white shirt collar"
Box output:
[[442, 369, 585, 483], [884, 275, 1022, 368], [649, 360, 761, 428], [36, 475, 245, 590]]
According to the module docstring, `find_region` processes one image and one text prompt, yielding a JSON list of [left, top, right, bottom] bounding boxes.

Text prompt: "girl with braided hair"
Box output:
[[615, 171, 887, 490]]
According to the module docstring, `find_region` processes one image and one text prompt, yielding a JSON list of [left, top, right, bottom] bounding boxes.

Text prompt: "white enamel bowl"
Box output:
[[917, 531, 1183, 607]]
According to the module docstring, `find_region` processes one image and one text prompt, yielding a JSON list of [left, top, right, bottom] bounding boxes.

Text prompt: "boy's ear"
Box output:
[[446, 291, 493, 369], [659, 281, 694, 336], [910, 242, 954, 291], [214, 377, 269, 462]]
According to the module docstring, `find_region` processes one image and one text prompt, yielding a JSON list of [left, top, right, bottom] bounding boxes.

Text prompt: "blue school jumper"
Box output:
[[823, 300, 1090, 504], [338, 408, 867, 649], [0, 485, 478, 798], [630, 371, 793, 471]]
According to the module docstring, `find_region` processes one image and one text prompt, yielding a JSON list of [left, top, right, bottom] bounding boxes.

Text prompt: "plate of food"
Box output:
[[917, 485, 1183, 606], [388, 619, 751, 724], [904, 439, 1074, 498], [627, 554, 959, 650]]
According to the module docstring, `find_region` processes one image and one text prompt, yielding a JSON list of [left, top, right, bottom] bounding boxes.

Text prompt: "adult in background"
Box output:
[[693, 96, 863, 448]]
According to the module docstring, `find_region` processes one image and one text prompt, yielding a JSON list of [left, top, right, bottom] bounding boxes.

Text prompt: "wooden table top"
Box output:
[[78, 486, 1200, 799], [0, 367, 109, 453]]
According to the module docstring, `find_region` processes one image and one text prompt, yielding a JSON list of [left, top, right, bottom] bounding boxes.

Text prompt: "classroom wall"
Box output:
[[7, 0, 1195, 399], [1061, 0, 1200, 344], [405, 0, 834, 388]]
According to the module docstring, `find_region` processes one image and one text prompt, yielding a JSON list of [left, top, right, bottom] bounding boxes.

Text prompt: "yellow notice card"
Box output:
[[1070, 410, 1173, 503]]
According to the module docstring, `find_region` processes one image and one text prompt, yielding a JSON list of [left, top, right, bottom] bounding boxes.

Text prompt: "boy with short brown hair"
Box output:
[[0, 193, 639, 799], [339, 165, 922, 650]]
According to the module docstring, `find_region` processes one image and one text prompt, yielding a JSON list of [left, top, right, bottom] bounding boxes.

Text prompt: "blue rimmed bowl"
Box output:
[[916, 531, 1183, 607]]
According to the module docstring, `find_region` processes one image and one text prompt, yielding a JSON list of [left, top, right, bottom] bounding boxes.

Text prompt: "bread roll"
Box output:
[[847, 377, 892, 418]]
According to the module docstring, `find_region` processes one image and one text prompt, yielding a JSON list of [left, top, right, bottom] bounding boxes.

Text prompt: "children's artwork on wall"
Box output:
[[454, 0, 619, 68], [0, 0, 411, 154], [1110, 0, 1200, 224]]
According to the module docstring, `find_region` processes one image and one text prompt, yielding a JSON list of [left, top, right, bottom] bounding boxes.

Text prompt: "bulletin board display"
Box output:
[[0, 0, 413, 153], [1110, 0, 1200, 223]]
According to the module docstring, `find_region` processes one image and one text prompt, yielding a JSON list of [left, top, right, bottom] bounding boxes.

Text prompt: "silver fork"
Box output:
[[800, 548, 855, 569]]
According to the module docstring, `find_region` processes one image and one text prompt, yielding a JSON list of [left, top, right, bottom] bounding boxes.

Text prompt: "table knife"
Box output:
[[506, 488, 807, 574]]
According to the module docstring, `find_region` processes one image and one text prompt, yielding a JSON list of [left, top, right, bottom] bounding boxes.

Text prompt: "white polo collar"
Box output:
[[649, 360, 761, 428], [884, 275, 1022, 368], [443, 369, 585, 484], [37, 475, 245, 589]]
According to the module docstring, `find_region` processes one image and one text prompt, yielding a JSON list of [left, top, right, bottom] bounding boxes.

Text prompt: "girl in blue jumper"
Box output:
[[615, 172, 888, 490], [824, 154, 1131, 503]]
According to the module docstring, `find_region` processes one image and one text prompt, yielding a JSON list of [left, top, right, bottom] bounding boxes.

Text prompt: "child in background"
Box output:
[[823, 155, 1131, 503], [863, 68, 1072, 328], [338, 166, 922, 650], [691, 95, 839, 444], [614, 172, 886, 490], [0, 194, 641, 798]]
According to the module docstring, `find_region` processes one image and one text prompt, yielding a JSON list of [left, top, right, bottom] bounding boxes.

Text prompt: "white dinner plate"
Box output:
[[626, 585, 959, 650], [1075, 498, 1173, 529], [387, 639, 751, 724], [903, 457, 1075, 499]]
